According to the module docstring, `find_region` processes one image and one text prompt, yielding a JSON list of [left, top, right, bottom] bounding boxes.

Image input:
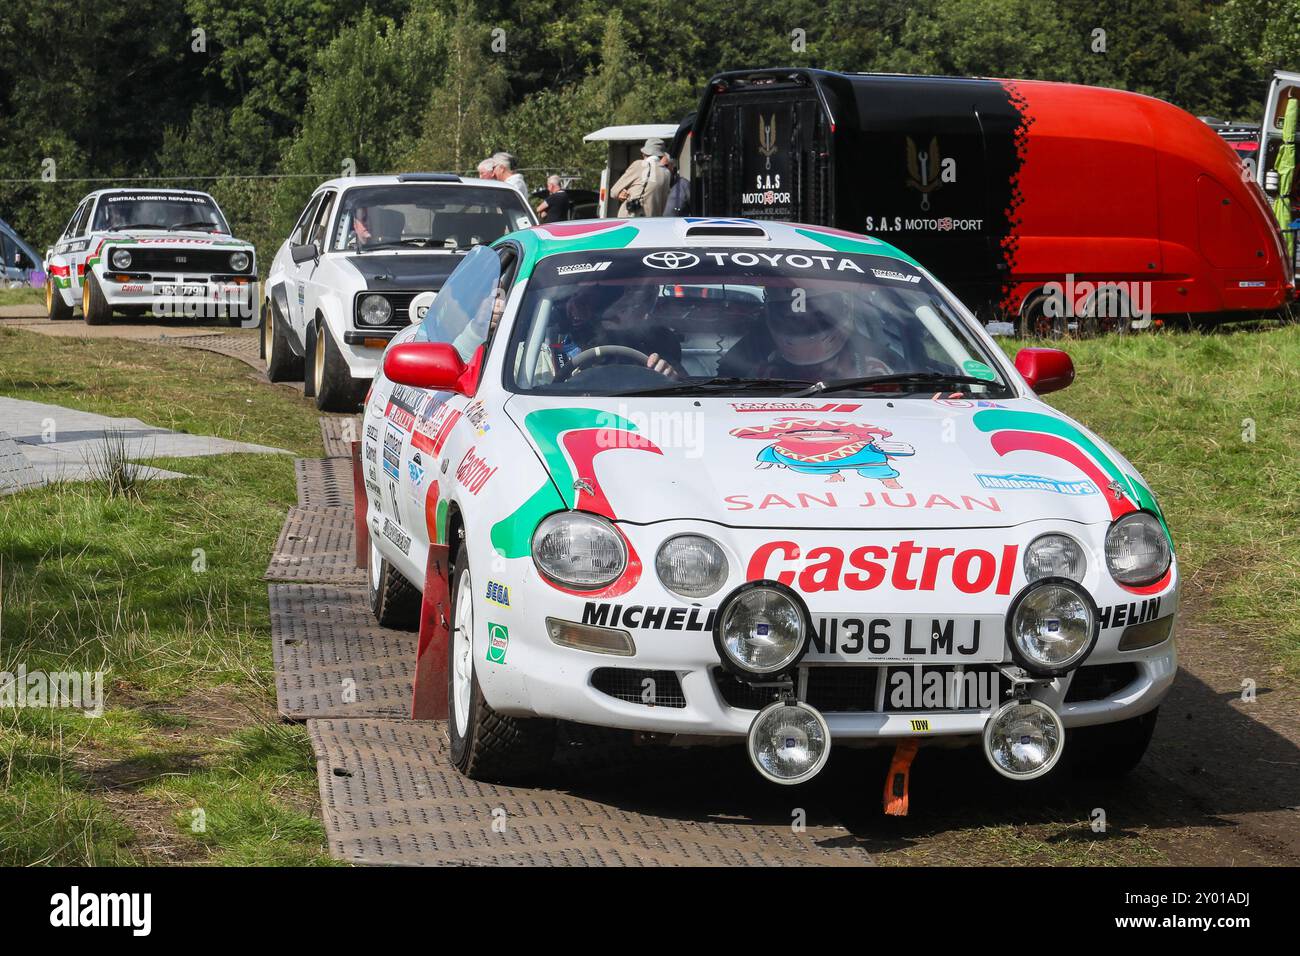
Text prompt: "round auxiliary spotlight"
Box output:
[[983, 698, 1066, 781], [747, 699, 831, 785]]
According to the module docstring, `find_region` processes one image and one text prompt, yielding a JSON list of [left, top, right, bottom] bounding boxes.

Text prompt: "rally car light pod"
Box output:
[[747, 699, 831, 785], [531, 512, 627, 591], [1023, 532, 1087, 583], [358, 294, 393, 327], [983, 698, 1065, 780], [655, 534, 728, 599], [1105, 511, 1171, 587], [229, 251, 251, 273], [110, 249, 132, 269], [546, 617, 636, 656], [712, 580, 813, 679], [1005, 577, 1099, 677]]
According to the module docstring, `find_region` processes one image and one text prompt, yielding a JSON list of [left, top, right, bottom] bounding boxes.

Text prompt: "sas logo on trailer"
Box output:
[[904, 136, 957, 211]]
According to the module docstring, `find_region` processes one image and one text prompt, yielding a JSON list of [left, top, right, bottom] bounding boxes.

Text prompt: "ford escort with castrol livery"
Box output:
[[262, 173, 536, 411], [44, 188, 255, 325], [357, 217, 1178, 808]]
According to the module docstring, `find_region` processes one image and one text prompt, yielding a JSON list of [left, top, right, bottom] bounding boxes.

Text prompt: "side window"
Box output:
[[291, 195, 321, 246], [309, 191, 336, 248], [418, 245, 503, 360], [75, 201, 94, 236], [486, 246, 521, 353], [1, 232, 12, 271], [63, 202, 87, 239]]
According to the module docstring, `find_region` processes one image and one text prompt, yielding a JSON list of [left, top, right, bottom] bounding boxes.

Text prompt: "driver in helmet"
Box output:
[[554, 283, 680, 378], [726, 287, 893, 381]]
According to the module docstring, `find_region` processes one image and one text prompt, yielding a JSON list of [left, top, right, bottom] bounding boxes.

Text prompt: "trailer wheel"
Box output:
[[1017, 290, 1066, 339], [46, 277, 73, 321], [81, 273, 112, 325], [1079, 286, 1131, 337], [1066, 707, 1159, 778], [446, 554, 555, 783]]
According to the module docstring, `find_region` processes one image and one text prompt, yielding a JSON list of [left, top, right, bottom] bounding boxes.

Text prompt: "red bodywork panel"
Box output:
[[1004, 80, 1292, 315]]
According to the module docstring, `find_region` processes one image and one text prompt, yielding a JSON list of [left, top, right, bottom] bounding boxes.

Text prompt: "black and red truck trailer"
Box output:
[[688, 68, 1292, 331]]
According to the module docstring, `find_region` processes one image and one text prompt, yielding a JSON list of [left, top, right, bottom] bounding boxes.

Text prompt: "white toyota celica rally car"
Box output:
[[359, 217, 1178, 800], [262, 173, 536, 411], [44, 188, 255, 325]]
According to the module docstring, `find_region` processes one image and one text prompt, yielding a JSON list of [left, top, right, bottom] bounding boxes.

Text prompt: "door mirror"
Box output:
[[1014, 347, 1075, 395], [383, 342, 471, 394], [290, 242, 319, 265]]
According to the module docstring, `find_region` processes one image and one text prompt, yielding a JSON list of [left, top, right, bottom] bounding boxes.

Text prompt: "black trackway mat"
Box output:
[[320, 416, 360, 459], [308, 718, 874, 867], [270, 584, 415, 719], [265, 505, 365, 586], [295, 457, 354, 509]]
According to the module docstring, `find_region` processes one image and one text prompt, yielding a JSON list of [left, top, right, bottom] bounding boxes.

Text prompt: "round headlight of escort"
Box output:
[[1024, 533, 1087, 583], [714, 583, 810, 677], [229, 251, 250, 272], [655, 535, 728, 599], [1105, 511, 1171, 586], [1007, 578, 1098, 676], [532, 512, 626, 590], [110, 249, 132, 270], [358, 294, 393, 326]]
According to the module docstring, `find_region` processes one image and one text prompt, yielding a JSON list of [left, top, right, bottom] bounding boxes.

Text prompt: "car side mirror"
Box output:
[[383, 342, 473, 394], [290, 242, 319, 265], [1014, 347, 1075, 395]]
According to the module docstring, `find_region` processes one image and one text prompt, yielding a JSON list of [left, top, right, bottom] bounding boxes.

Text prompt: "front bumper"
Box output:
[[474, 519, 1180, 743], [99, 272, 256, 318]]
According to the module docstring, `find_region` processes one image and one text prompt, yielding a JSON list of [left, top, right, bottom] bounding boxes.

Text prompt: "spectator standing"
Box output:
[[537, 175, 572, 222], [491, 152, 529, 200], [476, 158, 496, 179], [662, 155, 691, 216], [611, 138, 670, 217]]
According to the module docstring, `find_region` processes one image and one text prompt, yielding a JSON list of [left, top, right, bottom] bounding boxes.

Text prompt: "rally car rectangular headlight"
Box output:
[[1105, 511, 1171, 586], [1007, 578, 1098, 676], [532, 512, 626, 590]]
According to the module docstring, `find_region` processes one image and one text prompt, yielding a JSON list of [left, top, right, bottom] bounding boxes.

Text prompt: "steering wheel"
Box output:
[[554, 344, 653, 383]]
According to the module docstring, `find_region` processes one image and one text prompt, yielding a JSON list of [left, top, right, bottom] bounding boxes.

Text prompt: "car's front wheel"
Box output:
[[446, 555, 554, 783], [81, 273, 111, 325], [1066, 707, 1159, 778], [264, 300, 304, 383], [46, 277, 73, 321], [367, 536, 421, 629], [311, 319, 365, 412]]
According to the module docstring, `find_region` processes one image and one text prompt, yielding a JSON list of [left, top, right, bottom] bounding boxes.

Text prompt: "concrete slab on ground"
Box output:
[[0, 396, 288, 486]]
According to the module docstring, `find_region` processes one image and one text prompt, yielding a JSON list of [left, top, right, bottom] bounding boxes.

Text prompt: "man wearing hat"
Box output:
[[610, 138, 671, 217]]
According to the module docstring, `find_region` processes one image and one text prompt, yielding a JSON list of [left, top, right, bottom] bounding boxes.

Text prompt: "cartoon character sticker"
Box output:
[[729, 418, 915, 486]]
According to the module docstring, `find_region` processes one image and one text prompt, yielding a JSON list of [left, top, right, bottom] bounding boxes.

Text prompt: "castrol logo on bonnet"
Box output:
[[748, 540, 1019, 595]]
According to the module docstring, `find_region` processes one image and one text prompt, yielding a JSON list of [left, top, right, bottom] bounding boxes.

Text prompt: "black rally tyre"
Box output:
[[1066, 707, 1159, 778], [264, 299, 304, 383], [46, 277, 74, 321], [313, 320, 366, 412], [81, 273, 111, 325], [446, 555, 554, 783], [366, 535, 421, 629]]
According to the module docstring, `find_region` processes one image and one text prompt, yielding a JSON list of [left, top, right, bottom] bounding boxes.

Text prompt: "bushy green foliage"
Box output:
[[0, 0, 1290, 255]]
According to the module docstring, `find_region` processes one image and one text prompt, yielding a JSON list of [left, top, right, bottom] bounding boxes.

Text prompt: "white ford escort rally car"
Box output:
[[44, 188, 255, 325], [262, 173, 536, 411], [360, 217, 1178, 797]]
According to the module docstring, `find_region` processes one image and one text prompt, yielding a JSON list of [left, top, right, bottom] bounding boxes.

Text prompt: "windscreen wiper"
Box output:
[[167, 220, 218, 231], [623, 376, 816, 396], [789, 372, 1006, 396]]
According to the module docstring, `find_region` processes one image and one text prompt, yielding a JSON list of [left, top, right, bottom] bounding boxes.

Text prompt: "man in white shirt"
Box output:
[[490, 152, 529, 200]]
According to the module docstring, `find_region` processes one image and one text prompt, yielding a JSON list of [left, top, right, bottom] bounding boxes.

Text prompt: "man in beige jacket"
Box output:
[[611, 138, 671, 217]]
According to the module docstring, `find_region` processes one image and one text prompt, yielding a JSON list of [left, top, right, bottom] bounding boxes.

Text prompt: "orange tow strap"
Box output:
[[883, 740, 920, 816]]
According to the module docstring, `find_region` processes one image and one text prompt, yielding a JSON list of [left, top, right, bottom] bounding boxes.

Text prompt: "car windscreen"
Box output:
[[502, 248, 1012, 398], [333, 185, 533, 253], [92, 192, 228, 233]]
